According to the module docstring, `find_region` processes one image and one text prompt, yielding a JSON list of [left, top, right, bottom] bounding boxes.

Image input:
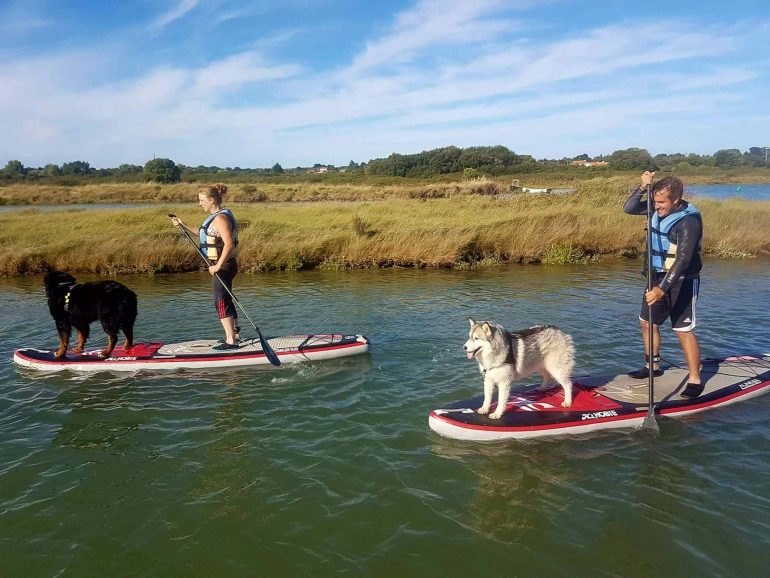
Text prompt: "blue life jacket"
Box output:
[[650, 203, 699, 272], [199, 209, 239, 263]]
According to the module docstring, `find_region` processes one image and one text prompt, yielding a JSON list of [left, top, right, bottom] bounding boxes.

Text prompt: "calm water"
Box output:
[[0, 202, 178, 213], [686, 183, 770, 201], [2, 261, 770, 577]]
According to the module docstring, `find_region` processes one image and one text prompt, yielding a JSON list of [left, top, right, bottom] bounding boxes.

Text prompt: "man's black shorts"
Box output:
[[639, 275, 699, 332]]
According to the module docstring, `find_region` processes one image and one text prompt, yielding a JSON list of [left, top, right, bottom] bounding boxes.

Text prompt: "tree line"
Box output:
[[364, 146, 769, 176], [2, 146, 768, 183]]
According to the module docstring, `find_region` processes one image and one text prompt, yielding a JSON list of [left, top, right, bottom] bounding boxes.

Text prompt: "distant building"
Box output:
[[570, 160, 609, 167]]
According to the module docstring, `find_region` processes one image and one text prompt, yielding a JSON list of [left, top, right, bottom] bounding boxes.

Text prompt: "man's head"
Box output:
[[651, 176, 684, 218]]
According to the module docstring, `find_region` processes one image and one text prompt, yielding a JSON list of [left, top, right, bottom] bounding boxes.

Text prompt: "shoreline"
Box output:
[[2, 171, 770, 207]]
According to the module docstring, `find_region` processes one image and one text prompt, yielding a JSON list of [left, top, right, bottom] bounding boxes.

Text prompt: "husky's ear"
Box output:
[[481, 322, 493, 337], [468, 317, 476, 327]]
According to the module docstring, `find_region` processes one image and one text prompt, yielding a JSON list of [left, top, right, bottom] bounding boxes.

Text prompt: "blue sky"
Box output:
[[1, 0, 769, 168]]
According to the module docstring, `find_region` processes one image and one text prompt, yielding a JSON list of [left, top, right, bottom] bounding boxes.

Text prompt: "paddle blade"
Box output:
[[258, 332, 281, 367], [641, 407, 659, 432]]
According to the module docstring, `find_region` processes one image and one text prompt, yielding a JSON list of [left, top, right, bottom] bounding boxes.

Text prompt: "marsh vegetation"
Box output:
[[2, 182, 768, 276]]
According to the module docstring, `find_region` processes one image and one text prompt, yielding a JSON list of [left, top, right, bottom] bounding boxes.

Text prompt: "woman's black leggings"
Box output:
[[212, 258, 238, 320]]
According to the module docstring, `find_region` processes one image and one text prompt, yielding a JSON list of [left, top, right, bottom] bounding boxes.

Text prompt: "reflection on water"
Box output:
[[53, 381, 142, 450], [0, 203, 181, 213], [1, 259, 770, 576]]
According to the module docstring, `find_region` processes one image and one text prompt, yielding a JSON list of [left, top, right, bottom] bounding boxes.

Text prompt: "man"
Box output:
[[623, 172, 704, 398]]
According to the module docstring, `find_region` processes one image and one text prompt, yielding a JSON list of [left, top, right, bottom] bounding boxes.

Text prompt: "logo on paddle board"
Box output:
[[738, 378, 761, 390], [581, 410, 619, 421]]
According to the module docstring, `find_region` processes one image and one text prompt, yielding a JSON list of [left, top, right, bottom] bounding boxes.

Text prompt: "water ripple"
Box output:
[[2, 261, 770, 576]]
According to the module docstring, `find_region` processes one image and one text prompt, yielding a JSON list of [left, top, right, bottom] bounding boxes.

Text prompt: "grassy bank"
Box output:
[[1, 169, 769, 206], [2, 186, 769, 276], [0, 179, 502, 205]]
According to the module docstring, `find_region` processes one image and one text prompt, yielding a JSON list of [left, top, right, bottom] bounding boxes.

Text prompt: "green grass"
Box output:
[[1, 185, 768, 276], [540, 244, 598, 265]]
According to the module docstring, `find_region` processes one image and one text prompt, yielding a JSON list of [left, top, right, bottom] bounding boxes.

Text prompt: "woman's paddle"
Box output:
[[642, 181, 659, 431], [169, 213, 281, 367]]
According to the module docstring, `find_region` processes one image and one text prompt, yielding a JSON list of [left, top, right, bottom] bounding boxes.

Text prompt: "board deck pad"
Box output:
[[156, 335, 348, 356], [429, 356, 770, 441], [587, 356, 765, 405]]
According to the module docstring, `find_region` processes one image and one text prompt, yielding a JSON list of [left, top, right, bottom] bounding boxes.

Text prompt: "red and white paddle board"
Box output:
[[429, 355, 770, 441], [14, 334, 369, 372]]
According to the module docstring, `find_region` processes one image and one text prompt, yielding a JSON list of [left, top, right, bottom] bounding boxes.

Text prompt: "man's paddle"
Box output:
[[642, 180, 659, 431], [169, 213, 281, 367]]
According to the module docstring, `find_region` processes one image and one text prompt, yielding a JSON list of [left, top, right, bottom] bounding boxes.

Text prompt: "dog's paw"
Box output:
[[72, 347, 83, 353], [489, 411, 504, 420], [99, 349, 112, 358], [53, 349, 66, 359], [561, 401, 572, 408], [477, 406, 490, 415]]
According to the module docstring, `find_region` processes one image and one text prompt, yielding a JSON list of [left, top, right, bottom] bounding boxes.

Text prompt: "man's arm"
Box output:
[[623, 186, 648, 215], [624, 171, 655, 215]]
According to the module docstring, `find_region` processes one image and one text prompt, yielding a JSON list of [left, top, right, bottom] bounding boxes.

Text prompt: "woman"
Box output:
[[170, 184, 241, 349]]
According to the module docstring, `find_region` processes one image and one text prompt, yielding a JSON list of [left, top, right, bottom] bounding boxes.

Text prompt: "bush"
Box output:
[[144, 158, 181, 183]]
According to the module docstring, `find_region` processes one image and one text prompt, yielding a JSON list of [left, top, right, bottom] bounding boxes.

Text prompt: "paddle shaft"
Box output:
[[169, 214, 281, 366], [644, 183, 657, 427]]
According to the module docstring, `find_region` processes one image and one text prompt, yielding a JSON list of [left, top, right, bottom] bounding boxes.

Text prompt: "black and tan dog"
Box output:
[[44, 271, 138, 358]]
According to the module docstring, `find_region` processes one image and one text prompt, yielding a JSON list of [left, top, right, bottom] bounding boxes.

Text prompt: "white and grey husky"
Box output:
[[463, 318, 576, 418]]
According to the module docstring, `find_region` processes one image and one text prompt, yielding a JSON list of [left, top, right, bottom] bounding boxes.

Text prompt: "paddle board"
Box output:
[[14, 334, 369, 372], [429, 355, 770, 441]]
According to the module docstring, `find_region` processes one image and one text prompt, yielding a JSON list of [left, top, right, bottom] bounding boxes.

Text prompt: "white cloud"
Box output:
[[150, 0, 200, 31], [349, 0, 525, 72], [0, 0, 52, 36], [0, 1, 767, 168], [192, 52, 302, 96]]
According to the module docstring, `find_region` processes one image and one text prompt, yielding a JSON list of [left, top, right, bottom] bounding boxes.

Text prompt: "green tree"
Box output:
[[713, 149, 744, 169], [3, 160, 26, 176], [272, 163, 284, 174], [43, 163, 61, 176], [608, 148, 655, 171], [117, 163, 143, 175], [61, 160, 91, 175], [686, 153, 713, 167], [144, 158, 181, 183], [745, 147, 768, 167]]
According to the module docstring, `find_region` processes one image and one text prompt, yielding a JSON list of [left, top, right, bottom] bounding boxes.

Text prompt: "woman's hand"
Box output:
[[170, 216, 183, 227], [208, 263, 221, 275]]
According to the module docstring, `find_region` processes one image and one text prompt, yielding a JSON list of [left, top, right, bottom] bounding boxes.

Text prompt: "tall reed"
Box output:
[[1, 190, 768, 276]]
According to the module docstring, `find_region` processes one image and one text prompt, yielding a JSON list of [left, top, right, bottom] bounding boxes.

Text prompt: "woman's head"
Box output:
[[198, 183, 228, 211]]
